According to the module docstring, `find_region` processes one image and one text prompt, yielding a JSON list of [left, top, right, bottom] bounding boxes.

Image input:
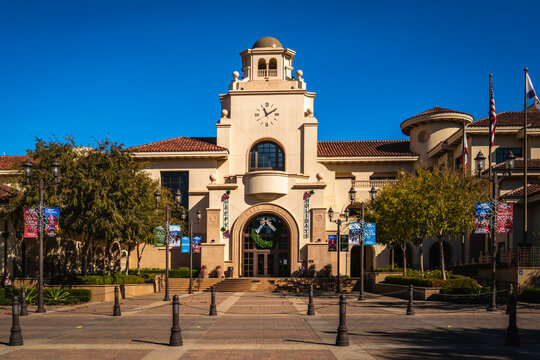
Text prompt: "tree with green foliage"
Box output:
[[369, 167, 489, 280], [11, 136, 164, 275]]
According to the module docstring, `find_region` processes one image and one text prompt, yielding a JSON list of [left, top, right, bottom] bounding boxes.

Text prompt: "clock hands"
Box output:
[[261, 105, 268, 116], [266, 108, 277, 117]]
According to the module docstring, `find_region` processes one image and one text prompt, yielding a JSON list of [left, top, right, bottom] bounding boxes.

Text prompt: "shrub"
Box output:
[[51, 274, 146, 285], [168, 267, 200, 278], [0, 288, 91, 305], [384, 274, 478, 288], [521, 288, 540, 303]]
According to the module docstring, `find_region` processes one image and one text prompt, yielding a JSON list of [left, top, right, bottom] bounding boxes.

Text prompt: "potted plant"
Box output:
[[215, 265, 223, 278], [323, 264, 332, 277], [200, 265, 208, 278], [308, 264, 316, 278]]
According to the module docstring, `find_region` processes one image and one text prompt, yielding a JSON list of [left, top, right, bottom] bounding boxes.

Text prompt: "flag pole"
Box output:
[[488, 74, 493, 181], [523, 68, 528, 246]]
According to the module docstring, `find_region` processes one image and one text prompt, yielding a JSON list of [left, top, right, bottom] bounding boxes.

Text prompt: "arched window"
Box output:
[[269, 58, 277, 69], [258, 58, 267, 70], [250, 141, 284, 171]]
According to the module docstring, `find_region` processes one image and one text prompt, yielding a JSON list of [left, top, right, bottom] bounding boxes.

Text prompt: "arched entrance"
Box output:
[[350, 245, 375, 276], [242, 214, 290, 277], [232, 204, 299, 277], [393, 244, 413, 269], [429, 241, 452, 269]]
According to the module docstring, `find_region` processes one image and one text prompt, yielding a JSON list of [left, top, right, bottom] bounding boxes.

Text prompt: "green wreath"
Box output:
[[250, 227, 282, 249]]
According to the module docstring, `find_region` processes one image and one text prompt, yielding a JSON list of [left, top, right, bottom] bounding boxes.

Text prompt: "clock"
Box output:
[[254, 102, 279, 127]]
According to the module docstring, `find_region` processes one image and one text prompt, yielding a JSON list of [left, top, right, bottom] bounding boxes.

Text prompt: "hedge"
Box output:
[[168, 267, 200, 278], [52, 274, 146, 285], [521, 288, 540, 303], [0, 288, 91, 305], [383, 274, 479, 288]]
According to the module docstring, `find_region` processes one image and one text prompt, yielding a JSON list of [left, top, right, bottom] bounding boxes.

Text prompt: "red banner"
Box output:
[[496, 202, 513, 234], [24, 208, 39, 238]]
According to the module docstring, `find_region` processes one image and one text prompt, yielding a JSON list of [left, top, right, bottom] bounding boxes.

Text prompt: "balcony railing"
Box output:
[[257, 69, 277, 78], [352, 179, 399, 189]]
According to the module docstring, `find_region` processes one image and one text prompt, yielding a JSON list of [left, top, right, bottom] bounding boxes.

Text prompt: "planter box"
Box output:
[[54, 283, 155, 302], [373, 282, 441, 300]]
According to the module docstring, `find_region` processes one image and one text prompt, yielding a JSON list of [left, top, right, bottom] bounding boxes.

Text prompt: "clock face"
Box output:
[[254, 102, 279, 127]]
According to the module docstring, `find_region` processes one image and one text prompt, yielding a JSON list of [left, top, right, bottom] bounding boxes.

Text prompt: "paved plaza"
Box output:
[[1, 291, 540, 359]]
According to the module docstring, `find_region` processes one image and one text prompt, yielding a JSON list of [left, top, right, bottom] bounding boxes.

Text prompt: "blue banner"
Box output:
[[474, 202, 491, 234], [169, 225, 182, 247], [181, 236, 190, 253], [328, 235, 337, 252], [364, 223, 376, 245], [44, 207, 59, 237]]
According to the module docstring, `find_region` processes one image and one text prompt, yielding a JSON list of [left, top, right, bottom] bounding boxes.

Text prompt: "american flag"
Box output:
[[461, 124, 469, 174], [489, 76, 497, 146]]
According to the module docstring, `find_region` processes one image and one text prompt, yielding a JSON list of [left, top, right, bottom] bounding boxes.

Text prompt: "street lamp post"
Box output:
[[475, 150, 515, 312], [358, 186, 378, 301], [22, 158, 60, 313], [182, 208, 201, 294], [154, 188, 182, 302]]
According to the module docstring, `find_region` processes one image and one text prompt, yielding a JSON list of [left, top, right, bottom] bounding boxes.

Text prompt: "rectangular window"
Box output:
[[495, 148, 522, 164], [161, 172, 189, 209]]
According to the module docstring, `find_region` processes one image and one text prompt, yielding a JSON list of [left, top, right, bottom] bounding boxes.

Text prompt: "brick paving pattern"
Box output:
[[0, 290, 538, 359]]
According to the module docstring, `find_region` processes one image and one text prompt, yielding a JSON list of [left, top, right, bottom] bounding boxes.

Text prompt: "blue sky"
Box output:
[[1, 0, 539, 155]]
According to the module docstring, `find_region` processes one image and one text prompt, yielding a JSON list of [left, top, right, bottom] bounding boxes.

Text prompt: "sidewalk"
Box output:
[[0, 291, 539, 359]]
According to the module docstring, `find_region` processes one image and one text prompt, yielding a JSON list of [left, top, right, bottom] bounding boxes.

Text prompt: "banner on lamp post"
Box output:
[[328, 235, 337, 252], [44, 207, 59, 237], [24, 208, 39, 238], [348, 223, 363, 246], [154, 226, 166, 247], [364, 223, 376, 245], [474, 202, 491, 234], [340, 235, 349, 251], [180, 236, 190, 253], [496, 202, 513, 233], [192, 236, 201, 253], [168, 225, 181, 247]]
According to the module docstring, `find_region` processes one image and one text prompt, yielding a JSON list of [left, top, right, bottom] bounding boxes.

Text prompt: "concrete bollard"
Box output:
[[335, 294, 349, 346], [113, 286, 121, 316], [406, 284, 415, 316], [209, 285, 217, 316], [9, 296, 23, 346], [19, 287, 28, 317], [307, 283, 315, 316], [505, 284, 520, 346], [169, 295, 183, 346]]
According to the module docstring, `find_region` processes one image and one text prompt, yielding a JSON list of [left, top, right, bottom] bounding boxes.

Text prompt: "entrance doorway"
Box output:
[[350, 245, 375, 276], [243, 214, 290, 277]]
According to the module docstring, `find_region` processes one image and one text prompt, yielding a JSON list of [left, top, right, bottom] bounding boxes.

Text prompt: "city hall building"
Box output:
[[126, 37, 540, 277], [1, 36, 539, 279]]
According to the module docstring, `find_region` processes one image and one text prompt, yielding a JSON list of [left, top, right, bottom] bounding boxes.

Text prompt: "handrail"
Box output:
[[352, 179, 398, 189]]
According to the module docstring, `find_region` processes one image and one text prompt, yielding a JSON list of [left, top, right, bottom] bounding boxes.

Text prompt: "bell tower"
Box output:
[[239, 37, 296, 81]]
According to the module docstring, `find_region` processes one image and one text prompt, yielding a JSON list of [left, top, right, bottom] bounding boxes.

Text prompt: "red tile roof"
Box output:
[[127, 137, 227, 153], [0, 155, 30, 171], [493, 159, 540, 170], [469, 107, 540, 128], [317, 140, 417, 157], [0, 183, 14, 201], [503, 183, 540, 198], [404, 106, 472, 122]]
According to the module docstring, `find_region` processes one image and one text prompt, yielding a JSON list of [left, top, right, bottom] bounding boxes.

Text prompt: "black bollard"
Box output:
[[209, 285, 217, 316], [19, 287, 28, 317], [406, 284, 415, 316], [307, 283, 315, 316], [9, 296, 23, 346], [169, 295, 183, 346], [113, 286, 121, 316], [335, 294, 349, 346], [505, 284, 520, 346]]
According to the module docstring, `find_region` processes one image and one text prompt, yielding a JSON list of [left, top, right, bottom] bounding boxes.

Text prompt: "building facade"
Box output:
[[1, 36, 539, 279]]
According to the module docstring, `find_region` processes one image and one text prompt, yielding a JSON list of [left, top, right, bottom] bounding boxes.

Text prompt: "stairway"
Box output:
[[213, 278, 279, 292], [166, 278, 224, 293]]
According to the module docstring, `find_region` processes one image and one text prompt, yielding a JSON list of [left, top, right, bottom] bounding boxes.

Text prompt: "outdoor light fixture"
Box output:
[[196, 209, 202, 222], [344, 207, 350, 220], [475, 151, 486, 173], [154, 189, 161, 208], [328, 207, 334, 222], [369, 186, 377, 204], [174, 189, 182, 206], [505, 149, 516, 173], [328, 206, 350, 294], [181, 208, 187, 222], [348, 186, 356, 204], [22, 157, 61, 313]]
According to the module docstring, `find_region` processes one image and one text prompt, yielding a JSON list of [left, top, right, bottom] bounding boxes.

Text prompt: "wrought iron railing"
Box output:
[[257, 69, 277, 77], [352, 179, 399, 189]]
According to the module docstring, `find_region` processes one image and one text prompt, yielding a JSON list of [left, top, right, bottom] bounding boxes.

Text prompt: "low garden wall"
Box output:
[[57, 283, 155, 302], [373, 282, 441, 300]]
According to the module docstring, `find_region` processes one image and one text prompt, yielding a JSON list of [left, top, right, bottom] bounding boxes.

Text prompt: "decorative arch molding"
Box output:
[[231, 203, 299, 276]]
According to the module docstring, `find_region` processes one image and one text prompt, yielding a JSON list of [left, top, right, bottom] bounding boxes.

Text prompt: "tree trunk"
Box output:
[[106, 240, 112, 275], [391, 247, 395, 269], [136, 243, 146, 275], [81, 236, 92, 276], [419, 241, 424, 278], [402, 244, 407, 276], [125, 246, 131, 275], [439, 238, 447, 280]]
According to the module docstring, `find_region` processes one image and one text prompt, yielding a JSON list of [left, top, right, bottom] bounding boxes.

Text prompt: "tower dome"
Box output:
[[252, 37, 283, 49]]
